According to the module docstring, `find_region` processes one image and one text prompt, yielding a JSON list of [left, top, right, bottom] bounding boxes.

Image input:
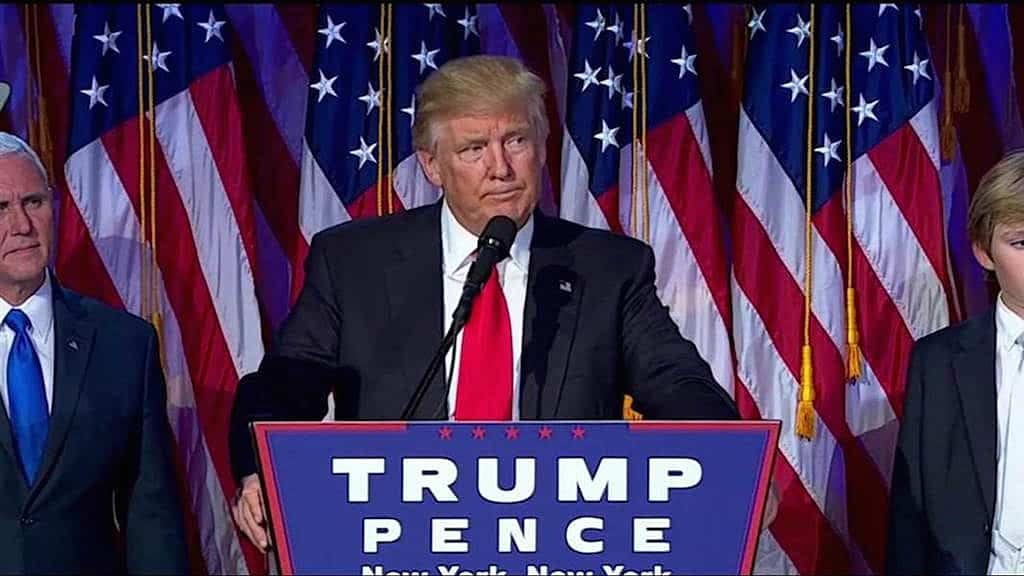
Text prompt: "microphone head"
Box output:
[[478, 215, 518, 260]]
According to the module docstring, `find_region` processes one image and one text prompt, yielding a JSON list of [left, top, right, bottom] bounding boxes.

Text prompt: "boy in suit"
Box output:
[[888, 150, 1024, 574]]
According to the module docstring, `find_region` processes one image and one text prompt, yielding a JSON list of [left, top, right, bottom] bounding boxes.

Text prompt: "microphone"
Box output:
[[450, 215, 517, 332], [400, 215, 518, 420]]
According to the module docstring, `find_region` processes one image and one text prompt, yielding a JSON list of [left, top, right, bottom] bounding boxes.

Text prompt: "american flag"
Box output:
[[734, 4, 952, 574], [559, 4, 736, 410], [4, 3, 1024, 575]]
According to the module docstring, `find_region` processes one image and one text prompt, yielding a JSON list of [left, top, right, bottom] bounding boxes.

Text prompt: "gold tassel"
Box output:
[[940, 5, 955, 163], [954, 5, 970, 114], [796, 345, 815, 439], [846, 288, 862, 382], [623, 395, 643, 421]]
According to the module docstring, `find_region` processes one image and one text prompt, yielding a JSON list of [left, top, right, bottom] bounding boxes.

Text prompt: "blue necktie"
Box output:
[[5, 309, 47, 484]]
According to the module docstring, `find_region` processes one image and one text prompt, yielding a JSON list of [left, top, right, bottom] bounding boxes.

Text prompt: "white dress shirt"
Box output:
[[440, 199, 532, 420], [0, 271, 55, 416], [989, 292, 1024, 574]]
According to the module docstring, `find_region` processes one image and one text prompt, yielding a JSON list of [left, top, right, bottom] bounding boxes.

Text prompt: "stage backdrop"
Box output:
[[1, 3, 1022, 575]]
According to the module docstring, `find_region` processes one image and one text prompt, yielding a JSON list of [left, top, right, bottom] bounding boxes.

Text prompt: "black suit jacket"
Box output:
[[231, 202, 739, 480], [887, 308, 998, 575], [0, 276, 188, 574]]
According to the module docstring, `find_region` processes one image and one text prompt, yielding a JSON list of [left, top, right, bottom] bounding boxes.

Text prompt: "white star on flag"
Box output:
[[585, 8, 606, 42], [401, 95, 416, 128], [197, 10, 225, 44], [903, 52, 931, 85], [92, 21, 122, 56], [350, 137, 377, 169], [621, 90, 633, 111], [814, 132, 842, 167], [607, 12, 624, 45], [318, 15, 346, 48], [831, 24, 844, 57], [155, 4, 183, 23], [412, 40, 440, 74], [822, 78, 844, 112], [309, 69, 338, 103], [145, 42, 172, 73], [358, 82, 381, 115], [781, 69, 809, 103], [424, 3, 446, 21], [671, 44, 697, 79], [599, 65, 622, 98], [367, 27, 389, 62], [748, 8, 767, 39], [786, 13, 812, 48], [574, 60, 602, 93], [624, 31, 650, 62], [457, 7, 478, 40], [860, 38, 890, 72], [878, 4, 899, 16], [80, 75, 109, 109], [593, 120, 620, 153], [852, 93, 880, 126]]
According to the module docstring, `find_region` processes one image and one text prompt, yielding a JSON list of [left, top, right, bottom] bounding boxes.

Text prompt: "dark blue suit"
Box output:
[[230, 201, 739, 481], [0, 276, 188, 574], [887, 308, 998, 574]]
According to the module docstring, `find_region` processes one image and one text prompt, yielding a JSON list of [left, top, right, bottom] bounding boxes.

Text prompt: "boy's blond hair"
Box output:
[[969, 150, 1024, 254]]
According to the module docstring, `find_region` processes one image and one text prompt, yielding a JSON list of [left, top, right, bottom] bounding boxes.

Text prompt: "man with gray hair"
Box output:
[[0, 132, 188, 573], [229, 55, 738, 552]]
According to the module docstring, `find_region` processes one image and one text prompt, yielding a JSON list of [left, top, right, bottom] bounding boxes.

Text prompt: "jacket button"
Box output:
[[19, 516, 35, 526]]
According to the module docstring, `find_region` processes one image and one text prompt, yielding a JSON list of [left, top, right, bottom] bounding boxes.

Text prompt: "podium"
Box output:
[[253, 420, 779, 575]]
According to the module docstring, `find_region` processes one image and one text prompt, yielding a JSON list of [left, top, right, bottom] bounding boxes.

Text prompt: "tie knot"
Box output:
[[4, 309, 31, 335]]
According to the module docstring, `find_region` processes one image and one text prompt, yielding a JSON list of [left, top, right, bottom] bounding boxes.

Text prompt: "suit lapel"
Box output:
[[953, 309, 997, 520], [519, 213, 582, 420], [27, 279, 94, 503], [384, 203, 446, 420]]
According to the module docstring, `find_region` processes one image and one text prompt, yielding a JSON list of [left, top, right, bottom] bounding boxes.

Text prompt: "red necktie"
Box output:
[[454, 266, 513, 420]]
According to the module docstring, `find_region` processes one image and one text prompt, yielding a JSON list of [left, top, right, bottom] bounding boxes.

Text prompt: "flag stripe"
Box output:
[[98, 117, 253, 572], [226, 17, 308, 304], [64, 137, 246, 574], [154, 88, 264, 378], [866, 125, 951, 299]]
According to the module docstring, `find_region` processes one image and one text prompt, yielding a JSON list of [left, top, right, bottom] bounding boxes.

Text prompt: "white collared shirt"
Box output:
[[0, 271, 55, 416], [440, 199, 532, 420], [989, 292, 1024, 574]]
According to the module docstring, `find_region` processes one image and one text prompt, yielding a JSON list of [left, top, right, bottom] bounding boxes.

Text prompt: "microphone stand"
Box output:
[[399, 314, 467, 420]]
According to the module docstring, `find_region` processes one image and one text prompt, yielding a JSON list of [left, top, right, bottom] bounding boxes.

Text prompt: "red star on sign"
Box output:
[[471, 426, 486, 440], [538, 426, 553, 440], [438, 426, 453, 440], [504, 427, 519, 440], [571, 426, 586, 439]]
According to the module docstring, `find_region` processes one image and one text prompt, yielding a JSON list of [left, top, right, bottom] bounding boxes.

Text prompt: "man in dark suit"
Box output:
[[229, 55, 738, 551], [887, 151, 1024, 574], [0, 132, 188, 574]]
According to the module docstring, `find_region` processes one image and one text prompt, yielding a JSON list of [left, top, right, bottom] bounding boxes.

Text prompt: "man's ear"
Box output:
[[416, 149, 444, 188], [972, 240, 996, 272]]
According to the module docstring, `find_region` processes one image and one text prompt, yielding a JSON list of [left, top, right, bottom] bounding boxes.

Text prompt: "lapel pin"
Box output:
[[67, 339, 78, 351], [558, 280, 572, 293]]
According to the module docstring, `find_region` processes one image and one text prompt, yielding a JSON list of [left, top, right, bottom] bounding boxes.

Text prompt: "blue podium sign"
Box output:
[[253, 421, 779, 575]]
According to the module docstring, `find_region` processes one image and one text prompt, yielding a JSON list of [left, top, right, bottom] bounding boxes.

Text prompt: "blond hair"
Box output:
[[412, 55, 549, 152], [969, 150, 1024, 254]]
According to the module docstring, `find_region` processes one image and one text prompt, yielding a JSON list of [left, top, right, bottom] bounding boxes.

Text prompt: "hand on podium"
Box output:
[[233, 473, 271, 551]]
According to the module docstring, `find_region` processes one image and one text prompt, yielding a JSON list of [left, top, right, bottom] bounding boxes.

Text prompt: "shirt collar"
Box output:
[[440, 198, 534, 278], [995, 291, 1024, 351], [0, 269, 53, 343]]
